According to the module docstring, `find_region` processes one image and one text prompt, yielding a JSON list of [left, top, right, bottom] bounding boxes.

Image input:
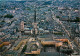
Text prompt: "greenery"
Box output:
[[61, 49, 74, 55], [56, 16, 60, 18], [75, 17, 80, 22], [1, 20, 5, 22], [67, 17, 80, 22], [4, 14, 14, 18], [21, 45, 27, 53], [48, 9, 51, 11], [59, 11, 62, 14]]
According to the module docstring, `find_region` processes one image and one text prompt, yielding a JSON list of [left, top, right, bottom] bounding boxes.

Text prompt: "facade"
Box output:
[[20, 21, 24, 31]]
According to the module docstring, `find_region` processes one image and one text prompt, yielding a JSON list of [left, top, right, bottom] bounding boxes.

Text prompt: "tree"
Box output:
[[56, 16, 60, 18], [4, 14, 14, 18], [1, 20, 5, 22], [21, 45, 27, 53], [61, 49, 74, 55], [75, 17, 80, 22]]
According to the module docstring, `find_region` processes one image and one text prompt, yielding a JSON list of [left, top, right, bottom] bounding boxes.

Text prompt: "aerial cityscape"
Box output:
[[0, 0, 80, 56]]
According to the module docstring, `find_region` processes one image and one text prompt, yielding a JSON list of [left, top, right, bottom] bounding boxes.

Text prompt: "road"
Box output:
[[51, 10, 71, 38], [51, 10, 80, 56]]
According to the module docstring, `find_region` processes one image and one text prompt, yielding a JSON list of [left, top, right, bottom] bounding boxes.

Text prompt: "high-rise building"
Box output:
[[32, 9, 38, 36], [20, 21, 24, 31]]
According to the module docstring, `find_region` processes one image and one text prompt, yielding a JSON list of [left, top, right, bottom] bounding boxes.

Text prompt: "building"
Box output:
[[20, 21, 24, 31]]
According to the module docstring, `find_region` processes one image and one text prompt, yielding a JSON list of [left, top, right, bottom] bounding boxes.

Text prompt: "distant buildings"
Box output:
[[0, 0, 79, 56]]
